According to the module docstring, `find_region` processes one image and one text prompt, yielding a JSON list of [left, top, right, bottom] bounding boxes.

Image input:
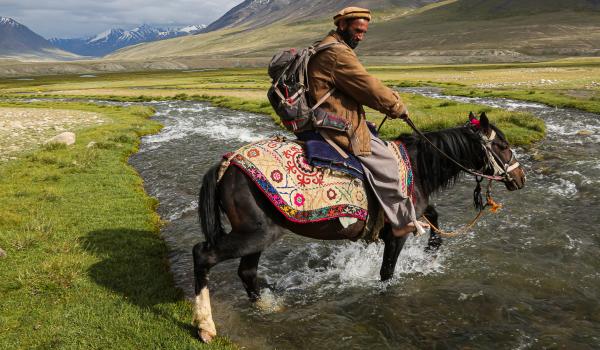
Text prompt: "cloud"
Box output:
[[1, 0, 242, 38]]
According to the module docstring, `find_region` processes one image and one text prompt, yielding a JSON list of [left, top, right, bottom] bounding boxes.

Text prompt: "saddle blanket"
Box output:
[[219, 137, 414, 224]]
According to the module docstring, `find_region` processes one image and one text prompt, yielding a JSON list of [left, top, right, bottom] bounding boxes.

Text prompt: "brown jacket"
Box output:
[[307, 30, 406, 156]]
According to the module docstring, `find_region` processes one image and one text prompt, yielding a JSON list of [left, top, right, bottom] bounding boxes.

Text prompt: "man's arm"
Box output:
[[331, 48, 408, 118]]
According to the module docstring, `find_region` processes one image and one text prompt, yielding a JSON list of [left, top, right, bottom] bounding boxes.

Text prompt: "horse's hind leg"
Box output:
[[192, 241, 219, 343], [238, 251, 262, 301], [424, 205, 442, 252], [193, 228, 282, 342]]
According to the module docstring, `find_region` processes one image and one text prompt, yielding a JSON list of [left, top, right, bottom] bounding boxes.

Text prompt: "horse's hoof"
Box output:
[[255, 297, 284, 313], [198, 329, 216, 343]]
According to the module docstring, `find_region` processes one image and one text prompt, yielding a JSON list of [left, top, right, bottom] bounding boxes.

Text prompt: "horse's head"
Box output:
[[468, 112, 526, 191]]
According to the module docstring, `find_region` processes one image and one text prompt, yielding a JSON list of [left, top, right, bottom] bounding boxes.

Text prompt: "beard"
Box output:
[[338, 28, 360, 49]]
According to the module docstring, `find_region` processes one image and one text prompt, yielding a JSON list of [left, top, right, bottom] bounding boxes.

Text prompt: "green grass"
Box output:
[[367, 93, 545, 146], [0, 101, 234, 349], [441, 87, 600, 114]]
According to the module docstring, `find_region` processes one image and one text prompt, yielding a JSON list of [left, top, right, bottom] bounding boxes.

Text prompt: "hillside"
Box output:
[[0, 17, 79, 61], [108, 0, 600, 63], [203, 0, 439, 32]]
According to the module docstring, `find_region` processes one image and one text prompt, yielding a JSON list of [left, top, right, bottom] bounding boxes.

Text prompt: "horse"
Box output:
[[191, 112, 526, 342]]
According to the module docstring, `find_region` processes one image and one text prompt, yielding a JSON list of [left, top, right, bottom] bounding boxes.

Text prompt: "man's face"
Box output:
[[338, 18, 369, 49]]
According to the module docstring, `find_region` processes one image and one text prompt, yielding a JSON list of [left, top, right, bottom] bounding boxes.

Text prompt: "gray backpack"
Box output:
[[267, 42, 339, 133]]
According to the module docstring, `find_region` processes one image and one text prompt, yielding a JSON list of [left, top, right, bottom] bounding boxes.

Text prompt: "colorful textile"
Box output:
[[221, 138, 413, 224]]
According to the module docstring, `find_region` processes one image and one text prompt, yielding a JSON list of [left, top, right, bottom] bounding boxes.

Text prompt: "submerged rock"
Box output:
[[577, 130, 593, 136], [46, 132, 76, 146], [0, 247, 6, 258]]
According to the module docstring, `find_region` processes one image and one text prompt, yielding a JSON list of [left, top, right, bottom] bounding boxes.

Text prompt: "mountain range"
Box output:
[[50, 24, 206, 57], [0, 17, 78, 60]]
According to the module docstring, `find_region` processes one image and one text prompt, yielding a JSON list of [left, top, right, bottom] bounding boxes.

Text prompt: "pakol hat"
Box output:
[[333, 7, 371, 26]]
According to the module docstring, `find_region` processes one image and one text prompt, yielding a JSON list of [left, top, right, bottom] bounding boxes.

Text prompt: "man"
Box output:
[[307, 7, 428, 237]]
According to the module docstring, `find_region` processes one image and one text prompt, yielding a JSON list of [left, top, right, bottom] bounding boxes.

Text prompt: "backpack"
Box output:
[[267, 42, 339, 133]]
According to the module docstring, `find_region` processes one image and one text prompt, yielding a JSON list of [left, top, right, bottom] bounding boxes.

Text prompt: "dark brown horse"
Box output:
[[192, 113, 526, 342]]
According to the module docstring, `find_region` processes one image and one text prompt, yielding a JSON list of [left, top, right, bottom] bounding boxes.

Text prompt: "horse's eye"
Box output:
[[495, 141, 509, 150]]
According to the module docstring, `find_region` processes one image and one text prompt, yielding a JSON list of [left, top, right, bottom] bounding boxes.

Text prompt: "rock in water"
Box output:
[[46, 132, 76, 146], [577, 130, 593, 136]]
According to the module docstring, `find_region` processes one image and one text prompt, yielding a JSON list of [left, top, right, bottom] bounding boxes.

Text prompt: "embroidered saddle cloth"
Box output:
[[219, 137, 413, 224]]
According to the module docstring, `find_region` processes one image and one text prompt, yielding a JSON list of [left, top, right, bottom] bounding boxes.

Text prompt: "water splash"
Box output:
[[265, 235, 445, 303]]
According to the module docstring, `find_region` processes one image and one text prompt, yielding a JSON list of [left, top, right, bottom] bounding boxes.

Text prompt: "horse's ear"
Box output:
[[479, 112, 490, 129], [469, 111, 476, 121]]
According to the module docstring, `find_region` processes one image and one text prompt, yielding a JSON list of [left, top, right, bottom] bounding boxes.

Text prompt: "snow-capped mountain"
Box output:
[[0, 16, 79, 60], [50, 24, 206, 57]]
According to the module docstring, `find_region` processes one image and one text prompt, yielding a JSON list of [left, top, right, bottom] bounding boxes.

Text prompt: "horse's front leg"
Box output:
[[379, 223, 409, 281], [424, 205, 442, 252]]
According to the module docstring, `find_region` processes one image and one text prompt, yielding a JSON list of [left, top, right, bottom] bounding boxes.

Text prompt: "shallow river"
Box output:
[[126, 90, 599, 349]]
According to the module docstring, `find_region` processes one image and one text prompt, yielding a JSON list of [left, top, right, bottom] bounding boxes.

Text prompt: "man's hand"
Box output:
[[389, 90, 409, 120], [390, 105, 409, 120]]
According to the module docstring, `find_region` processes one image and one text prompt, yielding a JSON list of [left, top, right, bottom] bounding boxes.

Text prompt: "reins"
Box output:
[[403, 117, 505, 182]]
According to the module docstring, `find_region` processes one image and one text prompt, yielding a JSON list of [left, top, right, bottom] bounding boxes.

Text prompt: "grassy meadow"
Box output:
[[3, 57, 600, 347], [0, 101, 234, 349]]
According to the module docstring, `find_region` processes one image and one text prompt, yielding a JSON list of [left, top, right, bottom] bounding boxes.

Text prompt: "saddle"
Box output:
[[296, 130, 365, 180], [295, 122, 382, 180]]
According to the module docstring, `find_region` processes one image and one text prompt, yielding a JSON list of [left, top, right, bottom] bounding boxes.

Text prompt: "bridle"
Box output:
[[478, 128, 522, 185]]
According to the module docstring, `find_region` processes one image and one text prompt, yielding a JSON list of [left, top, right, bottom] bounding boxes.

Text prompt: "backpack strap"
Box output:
[[310, 87, 335, 112], [313, 41, 341, 53]]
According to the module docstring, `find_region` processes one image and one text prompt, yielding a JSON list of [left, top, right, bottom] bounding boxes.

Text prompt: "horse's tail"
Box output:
[[199, 163, 224, 249]]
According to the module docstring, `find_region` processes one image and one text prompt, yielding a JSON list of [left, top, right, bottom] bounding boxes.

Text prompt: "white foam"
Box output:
[[201, 120, 269, 142], [142, 116, 196, 147], [270, 236, 444, 299], [168, 200, 198, 221], [565, 233, 582, 252], [548, 178, 577, 198]]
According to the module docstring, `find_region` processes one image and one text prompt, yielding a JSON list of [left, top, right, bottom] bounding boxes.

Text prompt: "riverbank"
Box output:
[[0, 101, 234, 349]]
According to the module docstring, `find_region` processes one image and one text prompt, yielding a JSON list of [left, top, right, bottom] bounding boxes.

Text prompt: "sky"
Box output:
[[0, 0, 242, 38]]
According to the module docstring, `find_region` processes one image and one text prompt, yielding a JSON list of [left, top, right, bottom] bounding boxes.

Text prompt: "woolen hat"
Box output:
[[333, 7, 371, 26]]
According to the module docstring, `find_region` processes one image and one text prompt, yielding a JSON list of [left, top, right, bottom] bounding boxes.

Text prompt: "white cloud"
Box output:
[[0, 0, 242, 38]]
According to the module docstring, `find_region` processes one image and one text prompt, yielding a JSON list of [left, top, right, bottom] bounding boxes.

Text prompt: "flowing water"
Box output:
[[125, 92, 600, 349]]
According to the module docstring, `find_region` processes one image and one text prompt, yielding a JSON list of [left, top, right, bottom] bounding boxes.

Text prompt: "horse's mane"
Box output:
[[398, 126, 485, 196]]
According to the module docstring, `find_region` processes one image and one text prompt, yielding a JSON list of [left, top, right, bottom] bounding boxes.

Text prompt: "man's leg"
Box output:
[[357, 135, 428, 237]]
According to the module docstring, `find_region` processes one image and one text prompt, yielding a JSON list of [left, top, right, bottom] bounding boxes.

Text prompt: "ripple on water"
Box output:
[[547, 178, 578, 198], [168, 200, 198, 221]]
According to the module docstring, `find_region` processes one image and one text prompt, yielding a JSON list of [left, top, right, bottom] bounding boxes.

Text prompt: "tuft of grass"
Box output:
[[42, 143, 68, 151]]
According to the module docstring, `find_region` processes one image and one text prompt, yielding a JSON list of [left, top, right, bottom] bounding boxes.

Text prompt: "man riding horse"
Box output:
[[191, 6, 526, 343], [308, 7, 428, 238]]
